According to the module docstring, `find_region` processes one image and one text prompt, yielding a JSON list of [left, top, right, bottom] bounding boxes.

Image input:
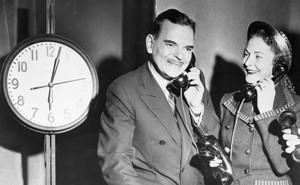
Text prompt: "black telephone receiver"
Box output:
[[166, 52, 196, 95], [240, 59, 288, 102]]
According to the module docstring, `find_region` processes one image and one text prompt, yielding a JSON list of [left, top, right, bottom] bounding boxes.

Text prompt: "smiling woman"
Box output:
[[215, 21, 300, 185]]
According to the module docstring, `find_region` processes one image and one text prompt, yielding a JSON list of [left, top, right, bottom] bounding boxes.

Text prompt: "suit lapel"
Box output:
[[140, 63, 181, 146], [175, 95, 197, 166]]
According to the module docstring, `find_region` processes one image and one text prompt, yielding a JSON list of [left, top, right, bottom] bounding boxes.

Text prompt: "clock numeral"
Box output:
[[48, 113, 55, 123], [76, 98, 84, 107], [17, 95, 24, 106], [31, 107, 38, 119], [11, 78, 19, 89], [31, 50, 38, 61], [47, 46, 56, 57], [64, 109, 71, 119], [18, 61, 27, 72], [77, 65, 85, 75]]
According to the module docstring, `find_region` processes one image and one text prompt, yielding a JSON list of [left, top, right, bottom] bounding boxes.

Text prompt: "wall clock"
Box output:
[[1, 34, 99, 134]]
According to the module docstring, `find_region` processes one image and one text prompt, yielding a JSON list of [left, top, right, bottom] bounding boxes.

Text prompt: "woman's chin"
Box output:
[[245, 77, 258, 85]]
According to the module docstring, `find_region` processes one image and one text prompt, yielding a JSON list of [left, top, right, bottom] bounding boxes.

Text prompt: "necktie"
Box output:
[[167, 92, 176, 115]]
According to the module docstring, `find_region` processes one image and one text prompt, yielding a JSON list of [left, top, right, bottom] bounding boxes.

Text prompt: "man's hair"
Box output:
[[150, 9, 196, 39]]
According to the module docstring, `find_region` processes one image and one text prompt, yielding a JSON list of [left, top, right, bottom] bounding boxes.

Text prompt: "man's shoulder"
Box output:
[[110, 63, 146, 88]]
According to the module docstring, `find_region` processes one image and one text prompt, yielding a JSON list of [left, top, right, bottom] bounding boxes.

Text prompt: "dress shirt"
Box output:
[[148, 61, 203, 126]]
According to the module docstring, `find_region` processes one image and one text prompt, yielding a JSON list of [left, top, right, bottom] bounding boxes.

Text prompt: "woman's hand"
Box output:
[[255, 78, 275, 113]]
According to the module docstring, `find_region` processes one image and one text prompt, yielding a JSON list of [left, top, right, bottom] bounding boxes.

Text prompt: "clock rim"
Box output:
[[1, 34, 99, 134]]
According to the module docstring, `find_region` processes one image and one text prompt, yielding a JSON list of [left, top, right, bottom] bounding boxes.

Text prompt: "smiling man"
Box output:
[[97, 9, 220, 185]]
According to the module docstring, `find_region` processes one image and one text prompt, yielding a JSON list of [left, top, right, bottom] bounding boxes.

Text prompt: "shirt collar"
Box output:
[[148, 61, 170, 96]]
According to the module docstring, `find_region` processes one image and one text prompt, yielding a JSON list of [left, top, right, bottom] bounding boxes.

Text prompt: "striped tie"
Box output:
[[167, 92, 176, 115]]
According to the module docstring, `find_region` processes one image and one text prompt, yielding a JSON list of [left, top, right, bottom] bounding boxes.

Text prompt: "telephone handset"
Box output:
[[166, 52, 196, 96], [240, 60, 288, 102]]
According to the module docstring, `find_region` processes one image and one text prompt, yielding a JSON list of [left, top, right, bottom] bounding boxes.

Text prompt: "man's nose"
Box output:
[[173, 49, 184, 60]]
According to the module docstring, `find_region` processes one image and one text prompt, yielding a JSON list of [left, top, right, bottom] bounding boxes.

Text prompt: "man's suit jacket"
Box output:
[[98, 62, 220, 185]]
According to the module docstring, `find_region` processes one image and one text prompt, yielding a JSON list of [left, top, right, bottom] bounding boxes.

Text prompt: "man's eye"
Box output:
[[186, 48, 193, 52], [166, 43, 174, 47], [256, 55, 262, 59], [243, 52, 248, 58]]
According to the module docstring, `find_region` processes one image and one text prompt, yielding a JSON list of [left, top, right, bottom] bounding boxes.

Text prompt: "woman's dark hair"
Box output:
[[150, 9, 196, 39]]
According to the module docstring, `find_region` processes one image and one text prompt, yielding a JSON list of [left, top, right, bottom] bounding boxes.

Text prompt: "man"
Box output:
[[97, 9, 219, 185]]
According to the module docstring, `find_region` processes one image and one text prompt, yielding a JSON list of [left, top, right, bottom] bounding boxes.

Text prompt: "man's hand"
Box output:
[[209, 156, 223, 167], [184, 67, 204, 114], [282, 128, 300, 153]]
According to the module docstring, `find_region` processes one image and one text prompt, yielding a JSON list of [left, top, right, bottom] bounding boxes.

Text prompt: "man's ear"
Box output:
[[146, 34, 154, 54]]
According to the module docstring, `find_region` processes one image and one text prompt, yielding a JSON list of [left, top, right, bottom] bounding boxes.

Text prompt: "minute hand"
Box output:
[[48, 46, 62, 110], [50, 47, 62, 83], [31, 78, 86, 90]]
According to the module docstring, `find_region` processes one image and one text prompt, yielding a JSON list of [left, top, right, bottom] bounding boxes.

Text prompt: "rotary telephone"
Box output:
[[166, 52, 195, 96], [240, 59, 288, 102], [197, 134, 234, 185], [278, 109, 300, 163]]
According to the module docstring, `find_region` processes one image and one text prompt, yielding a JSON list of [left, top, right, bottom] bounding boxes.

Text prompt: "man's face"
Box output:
[[243, 36, 275, 85], [146, 20, 194, 78]]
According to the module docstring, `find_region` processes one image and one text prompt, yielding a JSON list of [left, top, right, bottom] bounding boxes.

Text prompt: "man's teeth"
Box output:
[[169, 61, 182, 67]]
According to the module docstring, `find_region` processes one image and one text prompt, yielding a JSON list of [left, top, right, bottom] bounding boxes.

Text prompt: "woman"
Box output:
[[215, 21, 300, 185]]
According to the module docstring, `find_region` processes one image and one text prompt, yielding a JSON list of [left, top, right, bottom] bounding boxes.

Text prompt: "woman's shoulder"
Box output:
[[220, 91, 241, 104]]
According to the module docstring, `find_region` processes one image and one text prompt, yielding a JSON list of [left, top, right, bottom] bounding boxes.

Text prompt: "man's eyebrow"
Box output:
[[164, 39, 176, 44], [186, 45, 194, 49], [164, 39, 194, 49]]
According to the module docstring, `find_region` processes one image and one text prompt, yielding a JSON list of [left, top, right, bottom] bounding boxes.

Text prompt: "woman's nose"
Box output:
[[243, 54, 254, 67]]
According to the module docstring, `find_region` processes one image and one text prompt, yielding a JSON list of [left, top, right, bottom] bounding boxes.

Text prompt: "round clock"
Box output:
[[1, 34, 99, 134]]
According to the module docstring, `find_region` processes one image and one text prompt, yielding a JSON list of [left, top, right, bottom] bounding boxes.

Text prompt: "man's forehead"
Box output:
[[159, 20, 194, 45]]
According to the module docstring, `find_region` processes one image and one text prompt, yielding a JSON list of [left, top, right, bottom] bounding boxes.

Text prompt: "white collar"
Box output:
[[148, 61, 170, 97]]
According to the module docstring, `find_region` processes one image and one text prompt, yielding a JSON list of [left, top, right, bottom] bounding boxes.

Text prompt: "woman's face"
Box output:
[[243, 36, 275, 85]]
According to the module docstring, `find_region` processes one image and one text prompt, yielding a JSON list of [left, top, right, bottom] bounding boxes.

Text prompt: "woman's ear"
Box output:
[[146, 34, 154, 54]]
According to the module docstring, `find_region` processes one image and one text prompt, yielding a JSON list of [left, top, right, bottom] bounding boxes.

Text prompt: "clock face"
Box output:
[[1, 35, 98, 134]]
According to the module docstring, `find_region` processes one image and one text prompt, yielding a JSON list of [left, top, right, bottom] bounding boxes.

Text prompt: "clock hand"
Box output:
[[50, 47, 62, 83], [48, 47, 61, 110], [30, 78, 86, 90], [48, 85, 53, 110]]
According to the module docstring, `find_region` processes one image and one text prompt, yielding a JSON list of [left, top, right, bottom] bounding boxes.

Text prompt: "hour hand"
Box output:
[[48, 85, 53, 110]]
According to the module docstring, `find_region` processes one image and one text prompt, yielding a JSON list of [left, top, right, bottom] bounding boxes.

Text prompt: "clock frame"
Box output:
[[1, 34, 99, 134]]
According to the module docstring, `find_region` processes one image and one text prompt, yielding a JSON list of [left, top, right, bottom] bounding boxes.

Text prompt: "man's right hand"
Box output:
[[209, 156, 223, 167], [282, 128, 300, 153]]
